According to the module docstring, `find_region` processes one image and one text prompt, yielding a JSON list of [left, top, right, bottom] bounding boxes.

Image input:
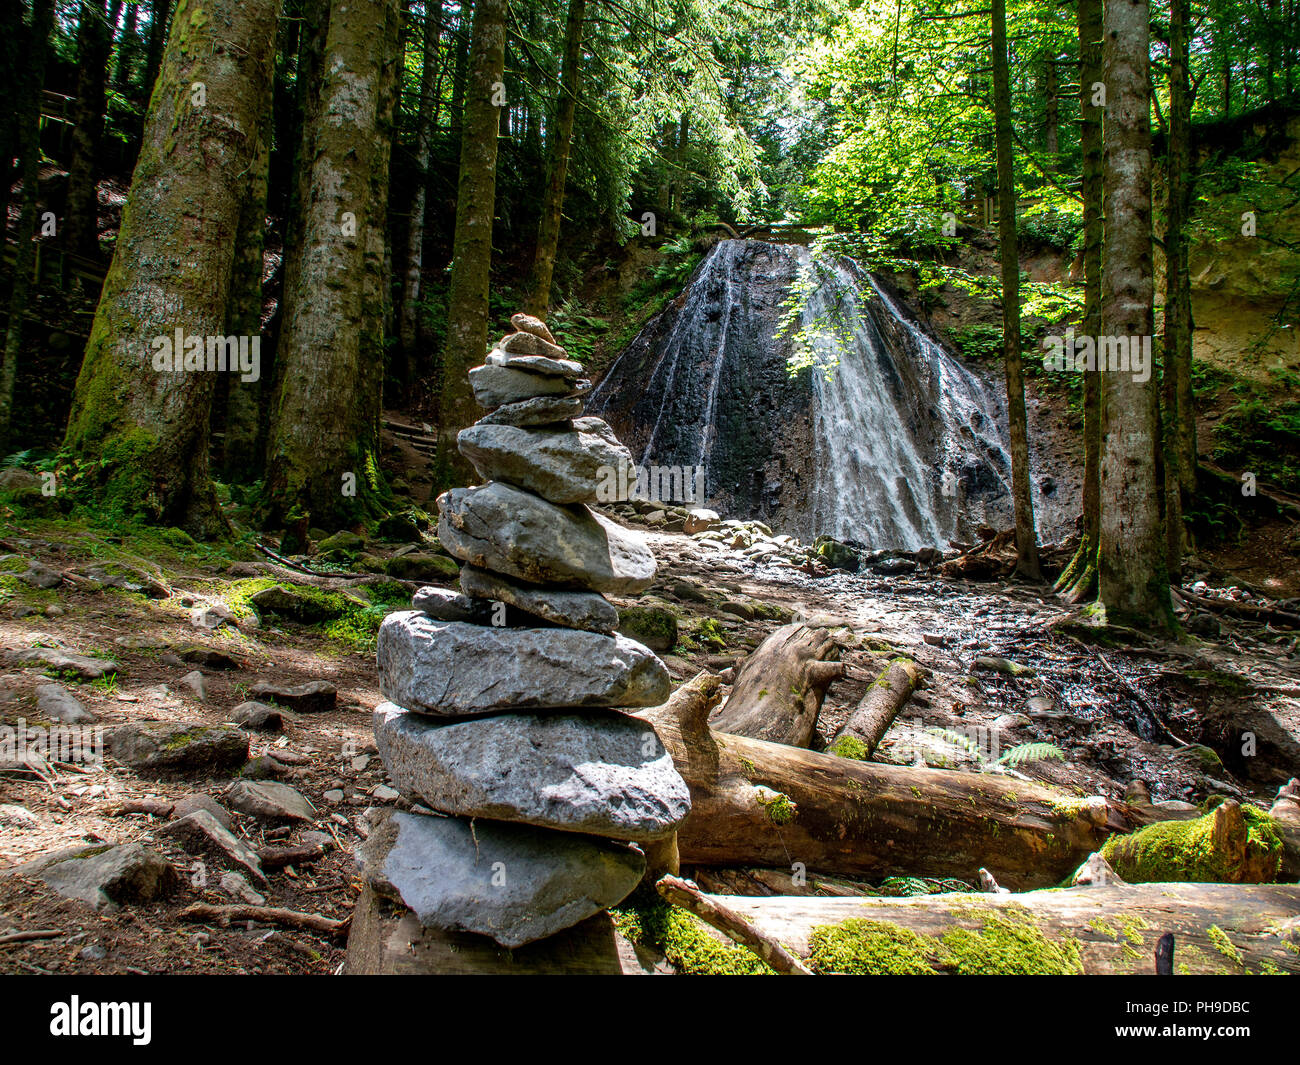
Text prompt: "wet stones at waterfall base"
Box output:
[[358, 810, 644, 948], [377, 612, 669, 715], [457, 417, 635, 505], [438, 481, 655, 595], [374, 703, 689, 841]]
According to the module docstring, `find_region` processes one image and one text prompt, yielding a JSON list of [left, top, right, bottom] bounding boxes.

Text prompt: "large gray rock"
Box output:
[[486, 350, 584, 378], [377, 613, 670, 715], [458, 565, 618, 633], [226, 780, 317, 822], [106, 722, 249, 775], [437, 482, 655, 595], [357, 810, 643, 947], [29, 843, 179, 911], [456, 417, 635, 505], [477, 394, 585, 428], [2, 645, 120, 679], [373, 703, 688, 840], [159, 809, 266, 883], [469, 364, 583, 410], [249, 679, 337, 713], [36, 682, 95, 724]]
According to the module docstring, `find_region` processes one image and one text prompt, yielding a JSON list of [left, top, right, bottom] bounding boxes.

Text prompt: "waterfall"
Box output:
[[590, 239, 1056, 551]]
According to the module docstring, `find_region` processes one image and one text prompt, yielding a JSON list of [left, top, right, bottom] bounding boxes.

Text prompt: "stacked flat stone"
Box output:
[[361, 313, 690, 949]]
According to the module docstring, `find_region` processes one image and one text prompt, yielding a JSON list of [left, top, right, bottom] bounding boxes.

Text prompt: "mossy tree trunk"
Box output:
[[524, 0, 585, 319], [1162, 0, 1195, 580], [62, 0, 282, 536], [992, 0, 1041, 581], [1097, 0, 1173, 630], [64, 0, 112, 263], [265, 0, 400, 532], [217, 68, 274, 480], [435, 0, 505, 483], [398, 0, 443, 392], [1056, 0, 1103, 603], [0, 0, 54, 452]]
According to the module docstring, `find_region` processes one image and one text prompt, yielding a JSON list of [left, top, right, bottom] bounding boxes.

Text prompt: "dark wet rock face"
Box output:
[[589, 239, 1074, 550]]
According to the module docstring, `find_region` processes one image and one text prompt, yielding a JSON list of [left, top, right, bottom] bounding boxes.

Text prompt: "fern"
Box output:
[[995, 742, 1065, 767], [923, 726, 984, 757]]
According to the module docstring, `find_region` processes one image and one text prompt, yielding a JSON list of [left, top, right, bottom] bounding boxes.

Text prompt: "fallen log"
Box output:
[[708, 623, 844, 747], [655, 875, 813, 974], [638, 674, 1129, 889], [178, 902, 348, 937], [704, 882, 1300, 974], [831, 657, 922, 758], [1172, 586, 1300, 629]]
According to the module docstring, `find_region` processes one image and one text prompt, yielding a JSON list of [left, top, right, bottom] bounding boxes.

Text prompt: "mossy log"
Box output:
[[830, 657, 923, 758], [706, 883, 1300, 974], [638, 674, 1130, 889], [708, 623, 844, 747], [1123, 781, 1300, 880], [1101, 799, 1284, 883]]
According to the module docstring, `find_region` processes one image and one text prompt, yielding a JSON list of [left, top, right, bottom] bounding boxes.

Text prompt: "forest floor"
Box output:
[[1, 506, 1298, 975]]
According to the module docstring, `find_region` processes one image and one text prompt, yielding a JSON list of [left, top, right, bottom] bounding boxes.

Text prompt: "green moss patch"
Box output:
[[1100, 805, 1283, 884], [611, 888, 775, 975], [808, 903, 1084, 975]]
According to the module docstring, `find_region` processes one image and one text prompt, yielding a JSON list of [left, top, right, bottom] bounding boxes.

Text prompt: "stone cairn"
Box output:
[[358, 312, 691, 949]]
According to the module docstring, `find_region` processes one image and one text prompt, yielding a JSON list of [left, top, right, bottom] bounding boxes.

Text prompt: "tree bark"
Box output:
[[708, 623, 844, 747], [1162, 0, 1195, 579], [1043, 53, 1059, 160], [218, 73, 273, 480], [705, 884, 1300, 974], [524, 0, 586, 318], [0, 0, 54, 452], [831, 657, 923, 758], [265, 0, 401, 531], [398, 0, 443, 388], [992, 0, 1041, 581], [637, 674, 1129, 890], [62, 0, 281, 536], [435, 0, 506, 483], [1098, 0, 1173, 630], [1056, 0, 1103, 603], [65, 0, 113, 262]]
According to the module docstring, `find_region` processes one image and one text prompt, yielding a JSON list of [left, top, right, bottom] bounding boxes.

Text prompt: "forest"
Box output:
[[0, 0, 1298, 988]]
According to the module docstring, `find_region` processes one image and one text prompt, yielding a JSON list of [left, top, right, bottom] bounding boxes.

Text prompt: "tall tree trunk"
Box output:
[[65, 0, 112, 262], [63, 0, 282, 536], [265, 0, 400, 532], [114, 2, 140, 89], [1056, 0, 1104, 603], [399, 0, 444, 388], [448, 0, 473, 143], [435, 0, 505, 484], [992, 0, 1041, 580], [218, 98, 273, 479], [1044, 52, 1059, 160], [0, 0, 54, 451], [1162, 0, 1195, 579], [524, 0, 585, 318], [1098, 0, 1172, 630], [0, 0, 24, 233]]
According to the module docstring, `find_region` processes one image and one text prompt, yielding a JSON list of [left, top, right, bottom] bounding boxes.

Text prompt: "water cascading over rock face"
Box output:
[[359, 313, 689, 950], [590, 239, 1056, 551]]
